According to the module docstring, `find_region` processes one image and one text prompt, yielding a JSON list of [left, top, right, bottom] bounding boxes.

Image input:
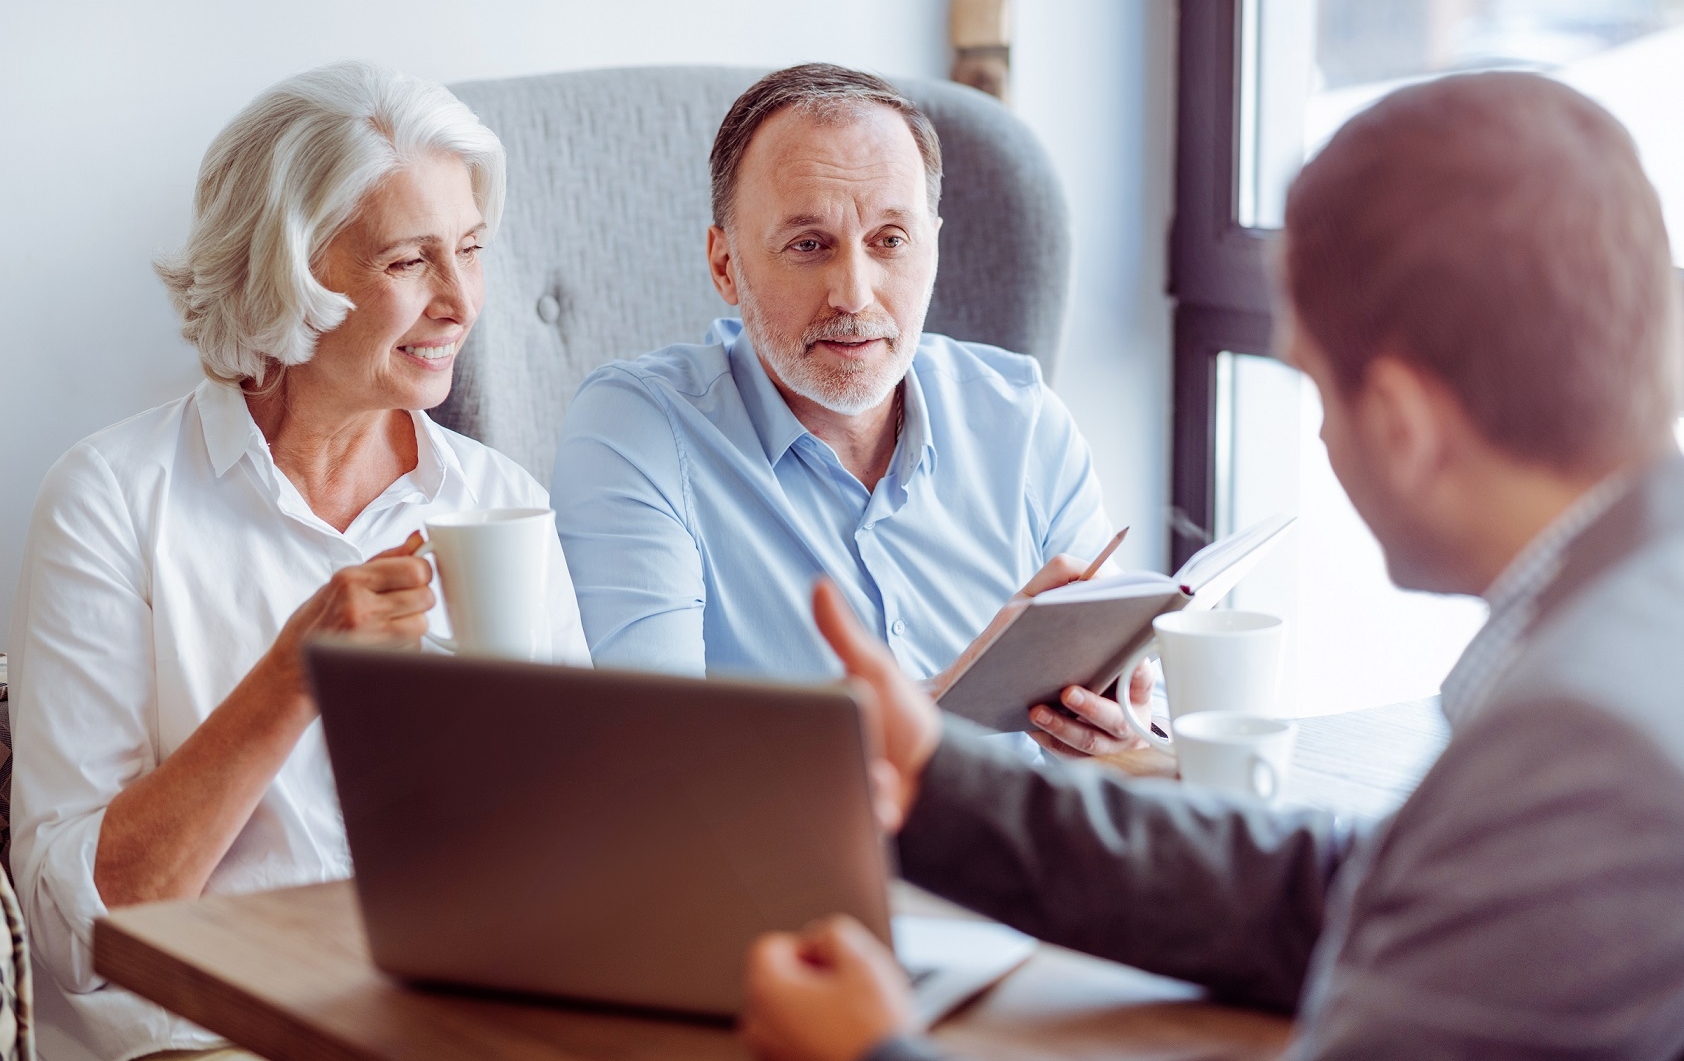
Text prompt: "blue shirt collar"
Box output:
[[716, 316, 935, 478]]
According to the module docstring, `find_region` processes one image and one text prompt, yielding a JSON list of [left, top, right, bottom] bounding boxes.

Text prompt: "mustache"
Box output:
[[802, 312, 901, 349]]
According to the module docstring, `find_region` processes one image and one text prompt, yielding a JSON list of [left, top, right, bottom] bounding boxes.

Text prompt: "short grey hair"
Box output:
[[709, 63, 943, 230], [156, 61, 506, 386]]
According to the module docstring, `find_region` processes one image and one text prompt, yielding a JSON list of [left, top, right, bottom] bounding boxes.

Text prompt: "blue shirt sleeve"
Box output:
[[1028, 384, 1116, 568], [551, 367, 708, 676]]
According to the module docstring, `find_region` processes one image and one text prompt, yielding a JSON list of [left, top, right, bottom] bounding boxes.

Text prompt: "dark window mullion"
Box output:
[[1169, 0, 1279, 566]]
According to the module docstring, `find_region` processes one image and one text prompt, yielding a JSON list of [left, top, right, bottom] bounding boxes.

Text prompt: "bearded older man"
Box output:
[[552, 64, 1148, 755]]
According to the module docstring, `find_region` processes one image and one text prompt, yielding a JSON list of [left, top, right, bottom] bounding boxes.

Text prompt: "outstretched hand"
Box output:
[[812, 579, 942, 834]]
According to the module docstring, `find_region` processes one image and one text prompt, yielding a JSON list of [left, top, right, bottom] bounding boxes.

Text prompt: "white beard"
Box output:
[[736, 272, 925, 416]]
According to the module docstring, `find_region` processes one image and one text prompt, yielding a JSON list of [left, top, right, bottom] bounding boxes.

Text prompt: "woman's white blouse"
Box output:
[[8, 380, 590, 1058]]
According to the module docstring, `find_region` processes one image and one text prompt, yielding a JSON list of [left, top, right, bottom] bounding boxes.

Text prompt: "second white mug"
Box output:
[[1172, 711, 1298, 803], [415, 507, 554, 661]]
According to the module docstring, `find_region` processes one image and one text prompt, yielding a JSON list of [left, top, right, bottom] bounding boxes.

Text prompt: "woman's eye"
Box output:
[[388, 257, 425, 273], [458, 244, 484, 258]]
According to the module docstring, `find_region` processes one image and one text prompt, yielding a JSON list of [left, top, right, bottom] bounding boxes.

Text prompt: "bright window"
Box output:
[[1174, 1, 1684, 718]]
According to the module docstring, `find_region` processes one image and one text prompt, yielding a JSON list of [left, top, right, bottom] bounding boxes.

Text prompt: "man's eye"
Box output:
[[881, 235, 906, 249], [791, 239, 822, 253]]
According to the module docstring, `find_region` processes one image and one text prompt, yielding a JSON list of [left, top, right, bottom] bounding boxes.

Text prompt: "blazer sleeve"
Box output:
[[1290, 695, 1684, 1060], [897, 718, 1357, 1011]]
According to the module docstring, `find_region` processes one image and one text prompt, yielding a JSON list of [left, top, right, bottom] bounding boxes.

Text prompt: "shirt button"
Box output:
[[863, 521, 876, 532], [891, 619, 907, 636]]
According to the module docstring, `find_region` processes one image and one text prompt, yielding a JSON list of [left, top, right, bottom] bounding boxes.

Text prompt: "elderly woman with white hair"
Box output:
[[7, 62, 588, 1059]]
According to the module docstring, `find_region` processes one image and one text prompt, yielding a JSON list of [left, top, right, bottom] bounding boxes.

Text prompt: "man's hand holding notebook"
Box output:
[[935, 515, 1296, 735]]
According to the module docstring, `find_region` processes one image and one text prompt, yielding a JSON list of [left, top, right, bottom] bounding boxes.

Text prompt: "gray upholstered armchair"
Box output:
[[436, 66, 1071, 483]]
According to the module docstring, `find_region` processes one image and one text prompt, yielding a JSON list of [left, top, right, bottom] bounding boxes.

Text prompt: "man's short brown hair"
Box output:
[[1285, 72, 1681, 471], [709, 63, 943, 230]]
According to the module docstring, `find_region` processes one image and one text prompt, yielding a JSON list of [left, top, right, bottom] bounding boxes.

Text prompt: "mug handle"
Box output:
[[1249, 755, 1280, 802], [1114, 638, 1173, 752], [412, 539, 457, 653]]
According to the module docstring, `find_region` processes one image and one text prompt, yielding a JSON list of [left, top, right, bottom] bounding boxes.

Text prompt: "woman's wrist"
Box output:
[[242, 642, 318, 731]]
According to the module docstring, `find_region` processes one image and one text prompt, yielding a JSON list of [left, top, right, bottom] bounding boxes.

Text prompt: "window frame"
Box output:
[[1169, 0, 1276, 569]]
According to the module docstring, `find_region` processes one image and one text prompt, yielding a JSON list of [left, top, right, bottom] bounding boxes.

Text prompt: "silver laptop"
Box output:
[[307, 642, 1033, 1024]]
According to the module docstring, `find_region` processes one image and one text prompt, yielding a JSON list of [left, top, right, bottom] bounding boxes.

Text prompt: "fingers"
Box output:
[[746, 931, 806, 984], [370, 529, 426, 559], [801, 915, 899, 976], [741, 917, 916, 1061], [1016, 554, 1087, 599], [868, 759, 907, 835], [1128, 660, 1155, 707], [1060, 686, 1128, 735], [813, 580, 900, 685], [306, 552, 438, 642], [358, 586, 437, 624], [812, 579, 942, 823], [351, 554, 435, 592], [1028, 686, 1146, 756], [1029, 705, 1105, 756]]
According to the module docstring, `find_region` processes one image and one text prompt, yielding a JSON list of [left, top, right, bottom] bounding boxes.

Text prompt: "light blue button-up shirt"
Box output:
[[552, 318, 1115, 684]]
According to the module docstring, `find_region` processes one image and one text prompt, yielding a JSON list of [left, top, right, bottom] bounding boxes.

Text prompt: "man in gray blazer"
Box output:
[[738, 73, 1684, 1060]]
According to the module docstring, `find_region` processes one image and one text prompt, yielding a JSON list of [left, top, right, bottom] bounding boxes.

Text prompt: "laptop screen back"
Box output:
[[308, 642, 892, 1017]]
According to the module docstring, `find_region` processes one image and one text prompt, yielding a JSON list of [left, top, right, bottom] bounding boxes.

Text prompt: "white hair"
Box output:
[[156, 61, 506, 386]]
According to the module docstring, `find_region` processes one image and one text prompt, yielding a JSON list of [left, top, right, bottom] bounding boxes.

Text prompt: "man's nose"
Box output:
[[826, 245, 875, 316]]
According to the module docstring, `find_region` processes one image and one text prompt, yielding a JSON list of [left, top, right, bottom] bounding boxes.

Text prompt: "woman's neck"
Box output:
[[244, 370, 419, 533]]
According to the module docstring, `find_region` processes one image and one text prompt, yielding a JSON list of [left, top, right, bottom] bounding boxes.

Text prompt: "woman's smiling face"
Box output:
[[303, 151, 486, 415]]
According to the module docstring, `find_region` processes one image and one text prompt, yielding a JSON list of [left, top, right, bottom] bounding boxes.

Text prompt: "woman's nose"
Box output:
[[428, 258, 481, 325]]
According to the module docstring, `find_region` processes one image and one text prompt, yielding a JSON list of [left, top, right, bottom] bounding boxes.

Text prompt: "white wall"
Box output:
[[0, 0, 1175, 645]]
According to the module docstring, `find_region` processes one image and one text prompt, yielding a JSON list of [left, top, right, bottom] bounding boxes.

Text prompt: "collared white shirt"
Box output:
[[8, 379, 588, 1059], [1439, 472, 1631, 729]]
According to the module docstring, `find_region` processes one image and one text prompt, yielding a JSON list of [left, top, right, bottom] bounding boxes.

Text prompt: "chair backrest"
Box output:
[[437, 66, 1071, 484]]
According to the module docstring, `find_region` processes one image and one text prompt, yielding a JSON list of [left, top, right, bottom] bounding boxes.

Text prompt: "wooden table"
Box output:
[[93, 700, 1448, 1061]]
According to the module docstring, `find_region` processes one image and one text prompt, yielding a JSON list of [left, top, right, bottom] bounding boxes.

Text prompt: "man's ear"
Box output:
[[1361, 355, 1454, 501], [706, 224, 740, 306]]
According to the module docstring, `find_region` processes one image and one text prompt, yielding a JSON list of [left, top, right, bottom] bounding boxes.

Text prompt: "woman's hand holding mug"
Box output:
[[262, 531, 436, 707]]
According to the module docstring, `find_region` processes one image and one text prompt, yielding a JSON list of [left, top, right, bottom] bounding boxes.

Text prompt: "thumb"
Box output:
[[372, 530, 426, 560], [797, 915, 876, 971], [868, 759, 908, 834], [813, 579, 897, 682]]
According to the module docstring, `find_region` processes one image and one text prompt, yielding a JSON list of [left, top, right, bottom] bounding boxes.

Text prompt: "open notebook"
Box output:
[[937, 515, 1295, 733]]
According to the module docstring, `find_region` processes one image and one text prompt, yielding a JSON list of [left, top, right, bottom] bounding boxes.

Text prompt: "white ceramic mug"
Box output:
[[1120, 609, 1286, 751], [1172, 711, 1298, 803], [414, 508, 554, 661]]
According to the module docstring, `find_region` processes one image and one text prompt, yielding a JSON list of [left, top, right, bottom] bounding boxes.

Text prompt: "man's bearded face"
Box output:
[[713, 101, 940, 418], [737, 274, 922, 416]]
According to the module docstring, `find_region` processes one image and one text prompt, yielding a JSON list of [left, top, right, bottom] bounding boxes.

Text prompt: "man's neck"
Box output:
[[1443, 456, 1631, 596], [764, 358, 902, 492]]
